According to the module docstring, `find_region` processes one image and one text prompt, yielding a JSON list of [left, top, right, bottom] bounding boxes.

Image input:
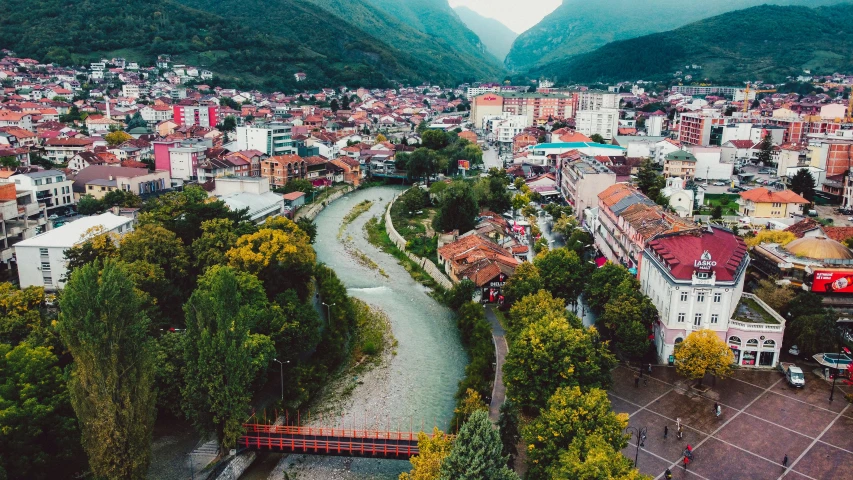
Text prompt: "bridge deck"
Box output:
[[239, 424, 429, 459]]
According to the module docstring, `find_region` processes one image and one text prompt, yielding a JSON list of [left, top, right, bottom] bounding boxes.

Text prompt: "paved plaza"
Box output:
[[609, 364, 853, 480]]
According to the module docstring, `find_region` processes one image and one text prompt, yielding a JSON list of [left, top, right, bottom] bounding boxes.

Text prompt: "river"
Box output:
[[243, 186, 467, 479]]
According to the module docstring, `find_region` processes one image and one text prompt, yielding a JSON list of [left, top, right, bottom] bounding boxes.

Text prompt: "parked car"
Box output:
[[713, 182, 726, 186], [780, 362, 805, 388], [789, 345, 800, 356]]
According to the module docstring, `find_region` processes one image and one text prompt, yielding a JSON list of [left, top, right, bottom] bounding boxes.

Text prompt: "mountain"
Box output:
[[505, 0, 849, 73], [0, 0, 500, 90], [454, 6, 518, 62], [527, 4, 853, 84]]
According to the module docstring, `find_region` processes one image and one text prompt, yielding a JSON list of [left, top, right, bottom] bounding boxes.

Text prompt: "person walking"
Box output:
[[683, 455, 690, 469], [783, 454, 789, 467], [647, 363, 652, 375], [677, 424, 683, 439], [664, 425, 669, 439], [665, 468, 673, 479], [714, 402, 720, 417], [716, 403, 722, 417]]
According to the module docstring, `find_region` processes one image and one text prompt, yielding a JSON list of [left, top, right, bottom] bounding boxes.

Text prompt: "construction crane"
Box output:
[[742, 83, 776, 114]]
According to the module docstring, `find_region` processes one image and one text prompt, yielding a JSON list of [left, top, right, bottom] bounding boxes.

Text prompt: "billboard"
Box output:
[[458, 160, 470, 170], [812, 270, 853, 293]]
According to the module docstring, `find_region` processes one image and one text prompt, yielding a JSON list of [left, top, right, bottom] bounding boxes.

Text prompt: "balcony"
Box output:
[[729, 294, 785, 333]]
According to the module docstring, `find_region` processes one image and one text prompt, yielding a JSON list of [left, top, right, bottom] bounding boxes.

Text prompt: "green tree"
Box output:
[[125, 111, 147, 130], [103, 189, 143, 208], [296, 217, 318, 243], [504, 312, 615, 411], [636, 158, 663, 197], [0, 342, 85, 479], [589, 134, 606, 144], [191, 218, 240, 272], [501, 262, 543, 306], [401, 186, 429, 215], [0, 283, 52, 347], [330, 99, 340, 112], [753, 279, 796, 313], [77, 194, 102, 215], [152, 331, 185, 418], [58, 260, 156, 480], [445, 279, 476, 310], [791, 313, 839, 355], [220, 115, 237, 132], [407, 148, 439, 184], [533, 248, 590, 304], [433, 181, 478, 233], [711, 205, 723, 219], [756, 133, 774, 166], [507, 289, 581, 338], [584, 262, 637, 313], [790, 168, 815, 202], [422, 129, 449, 150], [474, 176, 512, 213], [674, 329, 735, 386], [497, 401, 520, 467], [599, 293, 657, 359], [279, 178, 314, 195], [440, 410, 519, 480], [0, 156, 19, 168], [523, 387, 628, 480], [182, 266, 263, 455]]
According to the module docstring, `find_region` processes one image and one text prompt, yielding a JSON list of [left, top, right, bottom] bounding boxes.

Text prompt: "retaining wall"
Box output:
[[295, 186, 355, 221], [384, 193, 454, 290]]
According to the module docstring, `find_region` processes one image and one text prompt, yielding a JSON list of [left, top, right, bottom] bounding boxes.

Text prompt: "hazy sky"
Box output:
[[448, 0, 561, 34]]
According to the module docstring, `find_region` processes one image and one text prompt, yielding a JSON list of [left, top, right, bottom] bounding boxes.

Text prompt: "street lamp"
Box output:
[[624, 426, 647, 467], [272, 358, 290, 402], [322, 302, 336, 325]]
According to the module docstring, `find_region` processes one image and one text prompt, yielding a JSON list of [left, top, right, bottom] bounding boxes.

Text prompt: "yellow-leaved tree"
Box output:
[[744, 230, 795, 248], [104, 130, 132, 146], [674, 329, 735, 386], [399, 428, 453, 480], [227, 217, 315, 297], [375, 133, 388, 143]]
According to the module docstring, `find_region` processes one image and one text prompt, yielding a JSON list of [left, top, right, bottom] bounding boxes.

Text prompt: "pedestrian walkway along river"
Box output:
[[243, 186, 467, 479]]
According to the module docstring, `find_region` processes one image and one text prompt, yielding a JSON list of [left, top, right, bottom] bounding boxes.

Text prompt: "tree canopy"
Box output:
[[674, 329, 735, 385]]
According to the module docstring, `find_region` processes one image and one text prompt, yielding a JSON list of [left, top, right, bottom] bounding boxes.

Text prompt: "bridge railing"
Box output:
[[242, 424, 452, 442]]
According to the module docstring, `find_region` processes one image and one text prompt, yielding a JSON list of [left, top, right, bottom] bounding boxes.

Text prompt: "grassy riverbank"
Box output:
[[365, 216, 443, 293]]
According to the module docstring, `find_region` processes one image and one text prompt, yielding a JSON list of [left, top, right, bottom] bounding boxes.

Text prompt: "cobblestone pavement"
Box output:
[[609, 364, 853, 480]]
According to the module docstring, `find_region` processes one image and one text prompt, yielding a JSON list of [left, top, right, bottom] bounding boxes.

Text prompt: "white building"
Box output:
[[577, 91, 620, 111], [689, 146, 733, 181], [560, 156, 616, 225], [214, 177, 284, 224], [575, 108, 619, 140], [646, 114, 665, 137], [640, 227, 785, 367], [14, 213, 135, 290], [236, 123, 295, 156], [485, 114, 530, 145], [465, 85, 500, 100], [11, 171, 75, 213]]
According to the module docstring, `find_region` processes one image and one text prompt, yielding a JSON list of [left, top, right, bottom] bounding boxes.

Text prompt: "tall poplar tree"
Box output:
[[58, 260, 157, 480]]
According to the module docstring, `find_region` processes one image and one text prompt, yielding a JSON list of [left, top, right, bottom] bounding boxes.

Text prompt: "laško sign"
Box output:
[[693, 250, 717, 270]]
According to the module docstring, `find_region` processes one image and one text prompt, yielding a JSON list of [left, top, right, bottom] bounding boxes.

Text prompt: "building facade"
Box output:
[[575, 109, 619, 140], [640, 227, 784, 367], [172, 104, 219, 128], [235, 123, 296, 156], [560, 156, 616, 225]]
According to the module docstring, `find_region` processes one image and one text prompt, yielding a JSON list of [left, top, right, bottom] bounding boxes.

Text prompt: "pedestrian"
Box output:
[[783, 454, 788, 467], [647, 363, 652, 375], [683, 455, 690, 469], [677, 424, 683, 439], [635, 373, 640, 388], [664, 425, 669, 439], [716, 403, 722, 417], [665, 468, 673, 479], [714, 402, 720, 417]]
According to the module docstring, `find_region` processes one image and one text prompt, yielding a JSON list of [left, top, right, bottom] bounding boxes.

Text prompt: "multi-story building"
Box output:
[[471, 93, 504, 129], [560, 155, 616, 225], [594, 183, 698, 275], [0, 183, 46, 266], [677, 111, 727, 146], [71, 166, 170, 200], [0, 111, 34, 131], [140, 105, 173, 126], [737, 188, 807, 218], [172, 104, 219, 128], [465, 84, 500, 100], [641, 227, 784, 367], [235, 123, 295, 156], [501, 92, 573, 124], [576, 91, 619, 111], [805, 131, 853, 177], [11, 171, 75, 212], [43, 138, 96, 163], [14, 212, 134, 290], [152, 139, 213, 182], [260, 154, 306, 189], [663, 150, 697, 181], [671, 85, 740, 97], [575, 108, 619, 140]]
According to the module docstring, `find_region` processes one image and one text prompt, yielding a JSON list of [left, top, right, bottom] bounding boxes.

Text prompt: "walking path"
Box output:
[[485, 305, 508, 422]]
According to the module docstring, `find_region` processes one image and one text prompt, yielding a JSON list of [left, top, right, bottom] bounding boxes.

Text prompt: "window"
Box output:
[[711, 314, 719, 324], [680, 291, 688, 302], [677, 313, 685, 323], [34, 179, 42, 186], [763, 339, 776, 348], [746, 339, 759, 347], [697, 272, 710, 279], [697, 292, 705, 302], [41, 262, 51, 271], [56, 176, 63, 182], [39, 248, 48, 256], [42, 276, 53, 285], [729, 336, 741, 346], [694, 313, 702, 326], [714, 292, 722, 303]]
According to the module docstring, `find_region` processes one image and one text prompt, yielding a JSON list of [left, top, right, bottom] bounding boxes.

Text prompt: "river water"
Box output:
[[245, 186, 466, 479]]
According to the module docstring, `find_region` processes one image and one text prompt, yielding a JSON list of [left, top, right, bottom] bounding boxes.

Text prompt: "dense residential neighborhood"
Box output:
[[5, 1, 853, 480]]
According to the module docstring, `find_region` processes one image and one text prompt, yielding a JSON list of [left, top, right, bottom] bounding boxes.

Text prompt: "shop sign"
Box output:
[[694, 250, 717, 270]]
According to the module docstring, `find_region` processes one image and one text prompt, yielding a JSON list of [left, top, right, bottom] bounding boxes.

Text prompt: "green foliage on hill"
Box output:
[[529, 4, 853, 84], [0, 0, 499, 89], [454, 6, 518, 62], [506, 0, 846, 73]]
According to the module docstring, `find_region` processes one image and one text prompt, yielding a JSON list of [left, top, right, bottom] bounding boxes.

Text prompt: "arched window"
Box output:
[[675, 337, 684, 345], [746, 339, 759, 347], [729, 336, 742, 346], [763, 339, 776, 348]]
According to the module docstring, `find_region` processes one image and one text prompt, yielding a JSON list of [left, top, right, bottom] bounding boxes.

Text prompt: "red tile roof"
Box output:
[[739, 188, 808, 204], [646, 227, 747, 281]]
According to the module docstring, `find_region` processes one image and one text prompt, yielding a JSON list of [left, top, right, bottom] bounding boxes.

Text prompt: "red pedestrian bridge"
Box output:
[[239, 424, 449, 459]]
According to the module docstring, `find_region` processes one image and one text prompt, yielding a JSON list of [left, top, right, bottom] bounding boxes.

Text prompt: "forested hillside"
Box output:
[[527, 4, 853, 84], [0, 0, 500, 89], [505, 0, 848, 73], [454, 6, 518, 62]]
